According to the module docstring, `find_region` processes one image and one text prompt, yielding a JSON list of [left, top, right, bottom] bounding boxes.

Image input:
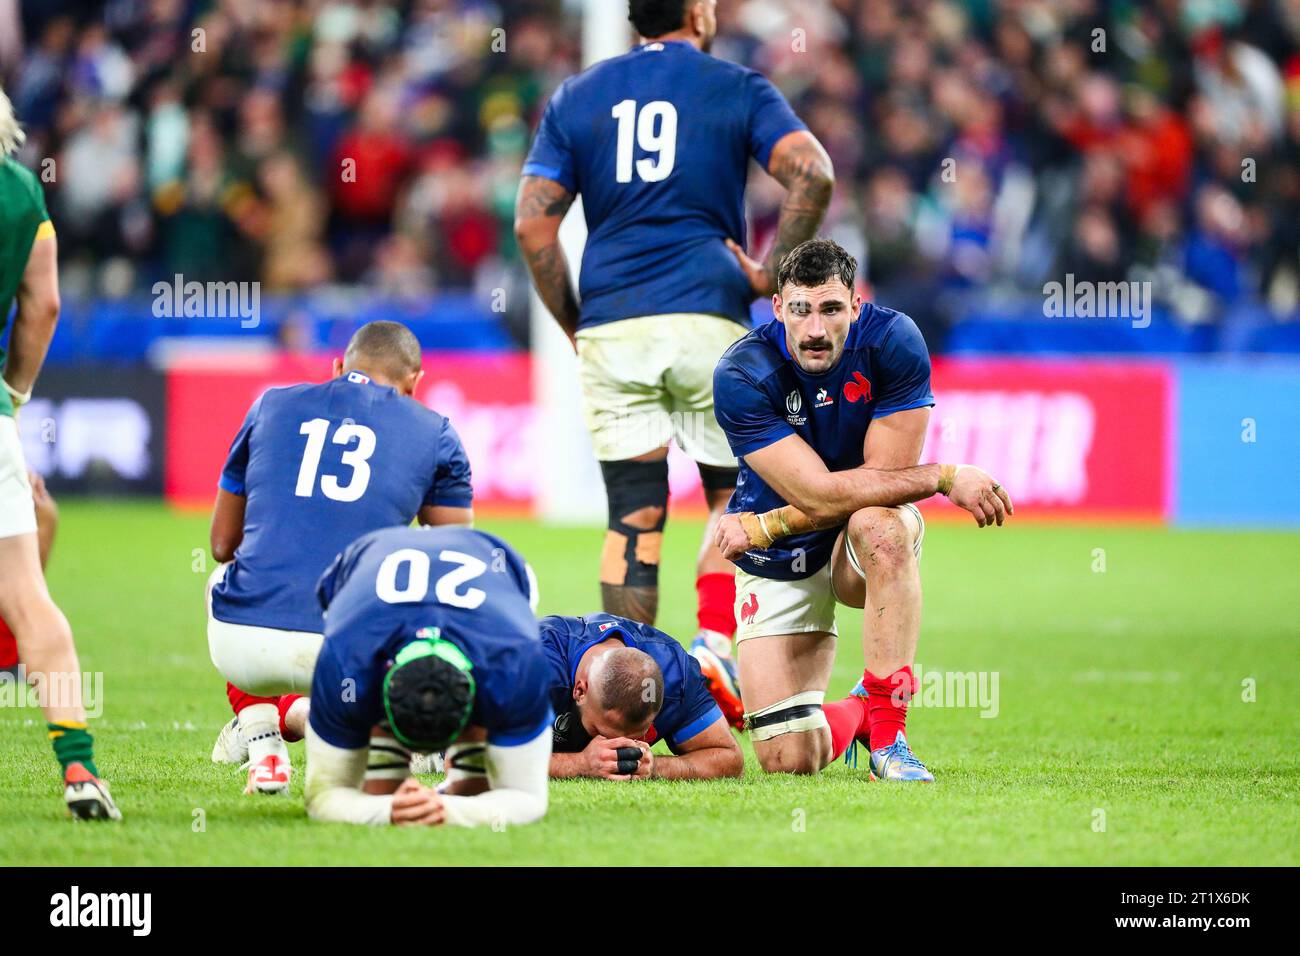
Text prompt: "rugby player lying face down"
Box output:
[[554, 641, 742, 781]]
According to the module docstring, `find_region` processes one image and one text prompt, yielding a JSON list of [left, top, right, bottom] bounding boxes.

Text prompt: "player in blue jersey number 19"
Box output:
[[515, 0, 834, 729], [713, 240, 1014, 782]]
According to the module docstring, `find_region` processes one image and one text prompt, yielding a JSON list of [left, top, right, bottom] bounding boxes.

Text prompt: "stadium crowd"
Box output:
[[2, 0, 1298, 345]]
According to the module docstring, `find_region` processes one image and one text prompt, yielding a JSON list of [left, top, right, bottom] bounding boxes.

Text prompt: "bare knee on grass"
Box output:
[[754, 732, 830, 775]]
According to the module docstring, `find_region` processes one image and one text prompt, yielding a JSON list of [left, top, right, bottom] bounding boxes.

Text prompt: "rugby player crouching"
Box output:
[[713, 238, 1013, 782]]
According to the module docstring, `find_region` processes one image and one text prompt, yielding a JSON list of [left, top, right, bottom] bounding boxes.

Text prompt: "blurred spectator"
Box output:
[[1, 0, 1298, 348]]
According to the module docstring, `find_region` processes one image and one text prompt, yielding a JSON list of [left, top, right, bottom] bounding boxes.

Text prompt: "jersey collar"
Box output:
[[639, 39, 695, 53]]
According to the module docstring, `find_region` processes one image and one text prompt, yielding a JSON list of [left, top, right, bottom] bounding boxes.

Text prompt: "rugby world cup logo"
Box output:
[[785, 389, 806, 425]]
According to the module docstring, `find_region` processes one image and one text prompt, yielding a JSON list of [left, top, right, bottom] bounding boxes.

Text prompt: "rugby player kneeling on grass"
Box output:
[[206, 320, 473, 796], [305, 526, 552, 827], [713, 238, 1014, 782], [541, 613, 742, 780]]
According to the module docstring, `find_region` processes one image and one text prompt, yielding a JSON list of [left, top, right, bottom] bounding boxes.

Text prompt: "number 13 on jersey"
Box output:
[[296, 418, 377, 502]]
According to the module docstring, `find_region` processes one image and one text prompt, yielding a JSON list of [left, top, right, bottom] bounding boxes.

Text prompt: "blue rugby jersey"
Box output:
[[713, 305, 934, 579], [310, 526, 551, 750], [523, 40, 806, 328], [539, 613, 721, 752], [210, 372, 472, 632]]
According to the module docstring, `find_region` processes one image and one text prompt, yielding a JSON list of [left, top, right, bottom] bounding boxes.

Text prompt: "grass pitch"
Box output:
[[1, 501, 1296, 866]]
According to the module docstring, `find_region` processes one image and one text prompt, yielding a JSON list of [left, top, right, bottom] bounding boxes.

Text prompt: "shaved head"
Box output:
[[589, 647, 664, 728], [343, 321, 422, 384]]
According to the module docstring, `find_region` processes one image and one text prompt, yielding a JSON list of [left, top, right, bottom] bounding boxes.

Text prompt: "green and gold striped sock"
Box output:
[[48, 722, 98, 777]]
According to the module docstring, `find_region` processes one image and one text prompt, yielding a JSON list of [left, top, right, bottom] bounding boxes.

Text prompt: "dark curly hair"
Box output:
[[776, 238, 857, 294], [385, 654, 474, 751], [628, 0, 689, 39]]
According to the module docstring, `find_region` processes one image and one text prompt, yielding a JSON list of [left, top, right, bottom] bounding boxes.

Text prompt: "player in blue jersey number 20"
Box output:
[[713, 240, 1014, 783], [515, 0, 834, 730]]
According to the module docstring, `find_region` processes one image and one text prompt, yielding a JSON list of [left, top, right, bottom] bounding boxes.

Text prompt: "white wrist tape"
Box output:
[[3, 379, 31, 408]]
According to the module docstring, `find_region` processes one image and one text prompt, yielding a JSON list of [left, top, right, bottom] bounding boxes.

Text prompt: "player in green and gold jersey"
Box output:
[[0, 86, 121, 821]]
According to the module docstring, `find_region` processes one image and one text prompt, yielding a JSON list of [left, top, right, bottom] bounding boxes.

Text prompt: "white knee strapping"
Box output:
[[438, 740, 488, 792], [364, 731, 411, 784], [745, 690, 828, 742]]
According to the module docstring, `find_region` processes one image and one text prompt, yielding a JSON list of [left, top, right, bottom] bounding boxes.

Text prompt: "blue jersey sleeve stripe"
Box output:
[[218, 474, 246, 496], [521, 162, 574, 192], [666, 705, 723, 749], [487, 706, 555, 748], [872, 398, 936, 419]]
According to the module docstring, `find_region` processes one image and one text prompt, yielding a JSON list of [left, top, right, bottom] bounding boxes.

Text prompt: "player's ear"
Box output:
[[403, 368, 425, 397], [851, 291, 863, 317], [573, 678, 586, 706], [771, 293, 782, 321], [331, 358, 344, 379]]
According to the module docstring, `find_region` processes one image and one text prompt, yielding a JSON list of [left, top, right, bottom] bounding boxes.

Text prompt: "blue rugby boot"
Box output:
[[868, 730, 934, 783]]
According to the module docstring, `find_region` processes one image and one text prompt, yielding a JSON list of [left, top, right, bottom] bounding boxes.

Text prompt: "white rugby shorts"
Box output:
[[206, 562, 323, 695], [0, 416, 37, 540], [734, 504, 925, 641], [576, 313, 746, 466]]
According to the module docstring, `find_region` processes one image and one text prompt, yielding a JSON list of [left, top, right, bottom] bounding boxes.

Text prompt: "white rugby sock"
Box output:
[[238, 703, 286, 765]]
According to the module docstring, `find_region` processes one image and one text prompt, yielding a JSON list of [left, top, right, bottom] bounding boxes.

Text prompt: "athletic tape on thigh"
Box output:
[[845, 533, 867, 581], [745, 690, 828, 742], [365, 732, 412, 782], [903, 503, 925, 557]]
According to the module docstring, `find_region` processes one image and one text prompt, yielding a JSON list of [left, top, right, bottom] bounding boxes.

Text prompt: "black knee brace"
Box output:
[[698, 463, 740, 494], [599, 458, 669, 589]]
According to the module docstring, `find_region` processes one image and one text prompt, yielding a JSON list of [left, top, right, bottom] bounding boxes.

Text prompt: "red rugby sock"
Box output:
[[862, 665, 917, 751], [825, 695, 869, 760], [0, 617, 17, 668], [696, 572, 736, 638], [226, 681, 277, 717], [277, 694, 305, 742]]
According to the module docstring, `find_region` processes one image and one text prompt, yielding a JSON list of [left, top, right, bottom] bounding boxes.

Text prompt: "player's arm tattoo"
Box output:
[[514, 175, 581, 338], [764, 133, 835, 293]]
